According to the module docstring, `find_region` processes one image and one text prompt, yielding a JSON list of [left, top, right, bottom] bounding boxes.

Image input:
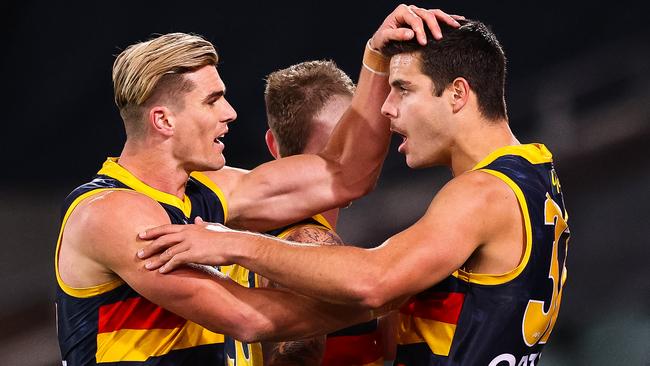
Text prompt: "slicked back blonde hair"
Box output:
[[112, 32, 218, 136], [265, 60, 355, 157]]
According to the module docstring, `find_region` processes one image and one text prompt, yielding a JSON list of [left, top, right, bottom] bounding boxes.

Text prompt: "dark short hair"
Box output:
[[264, 60, 355, 157], [383, 19, 507, 121]]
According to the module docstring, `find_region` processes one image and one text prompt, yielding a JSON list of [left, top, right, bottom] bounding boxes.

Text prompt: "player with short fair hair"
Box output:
[[225, 60, 393, 366], [140, 18, 570, 365]]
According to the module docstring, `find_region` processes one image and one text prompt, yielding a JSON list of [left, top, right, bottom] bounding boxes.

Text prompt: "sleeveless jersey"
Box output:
[[395, 144, 570, 366], [55, 158, 228, 365], [322, 319, 383, 366]]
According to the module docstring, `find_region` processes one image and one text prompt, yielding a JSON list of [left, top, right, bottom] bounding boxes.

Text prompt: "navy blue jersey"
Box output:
[[395, 144, 569, 366], [55, 158, 227, 365]]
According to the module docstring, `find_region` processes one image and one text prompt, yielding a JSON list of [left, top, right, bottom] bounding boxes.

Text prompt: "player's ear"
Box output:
[[149, 106, 174, 137], [265, 129, 281, 159], [450, 77, 470, 114]]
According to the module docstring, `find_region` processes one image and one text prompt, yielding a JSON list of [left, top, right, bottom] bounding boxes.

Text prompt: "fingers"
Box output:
[[395, 4, 427, 45], [376, 5, 464, 49], [158, 252, 191, 273], [426, 8, 462, 29], [138, 224, 185, 240], [137, 232, 184, 259], [378, 28, 415, 45], [410, 7, 462, 41], [194, 216, 204, 224], [410, 6, 440, 40], [143, 246, 190, 273]]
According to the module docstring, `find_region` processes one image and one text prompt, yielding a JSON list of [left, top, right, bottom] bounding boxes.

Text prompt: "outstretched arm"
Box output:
[[65, 191, 384, 342], [139, 171, 522, 308], [202, 6, 461, 232]]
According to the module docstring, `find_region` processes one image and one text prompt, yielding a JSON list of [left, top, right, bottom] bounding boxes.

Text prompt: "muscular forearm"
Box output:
[[238, 286, 372, 342], [228, 231, 388, 308], [318, 65, 391, 198]]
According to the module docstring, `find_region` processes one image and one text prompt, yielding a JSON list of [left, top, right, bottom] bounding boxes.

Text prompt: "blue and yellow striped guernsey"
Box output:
[[395, 144, 570, 366], [55, 158, 228, 365]]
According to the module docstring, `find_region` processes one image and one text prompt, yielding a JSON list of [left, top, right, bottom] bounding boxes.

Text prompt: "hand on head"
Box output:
[[370, 4, 464, 51]]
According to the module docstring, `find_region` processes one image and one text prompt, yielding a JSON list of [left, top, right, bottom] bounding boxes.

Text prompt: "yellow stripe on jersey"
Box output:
[[452, 168, 533, 286], [472, 143, 553, 170], [95, 320, 224, 362], [55, 188, 128, 298], [98, 158, 193, 217], [190, 171, 229, 222], [396, 315, 457, 356], [312, 214, 333, 230]]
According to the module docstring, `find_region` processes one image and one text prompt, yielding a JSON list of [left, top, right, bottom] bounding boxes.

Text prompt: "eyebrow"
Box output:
[[203, 89, 225, 103], [390, 79, 412, 88]]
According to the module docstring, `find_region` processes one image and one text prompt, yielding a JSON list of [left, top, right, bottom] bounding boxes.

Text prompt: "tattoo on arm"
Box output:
[[262, 225, 338, 365], [284, 226, 343, 246], [264, 336, 326, 366]]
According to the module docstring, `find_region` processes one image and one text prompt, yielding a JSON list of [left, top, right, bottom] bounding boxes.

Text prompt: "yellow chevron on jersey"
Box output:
[[56, 158, 227, 365]]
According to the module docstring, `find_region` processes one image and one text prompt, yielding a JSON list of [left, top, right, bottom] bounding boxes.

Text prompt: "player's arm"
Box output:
[[201, 6, 461, 232], [139, 171, 521, 308], [261, 225, 344, 366], [66, 191, 376, 342]]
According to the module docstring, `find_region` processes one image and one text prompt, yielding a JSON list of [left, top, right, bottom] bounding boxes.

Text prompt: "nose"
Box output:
[[221, 97, 237, 124], [381, 91, 398, 119]]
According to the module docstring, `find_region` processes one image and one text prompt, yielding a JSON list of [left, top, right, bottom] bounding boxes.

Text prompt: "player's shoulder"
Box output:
[[67, 189, 169, 244], [426, 169, 518, 224], [441, 169, 515, 203]]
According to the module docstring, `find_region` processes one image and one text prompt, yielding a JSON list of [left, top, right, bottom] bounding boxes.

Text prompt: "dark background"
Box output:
[[2, 1, 649, 365]]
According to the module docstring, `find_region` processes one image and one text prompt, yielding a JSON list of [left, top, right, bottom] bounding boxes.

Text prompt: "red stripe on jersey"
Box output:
[[399, 292, 465, 324], [322, 333, 382, 366], [98, 296, 186, 333]]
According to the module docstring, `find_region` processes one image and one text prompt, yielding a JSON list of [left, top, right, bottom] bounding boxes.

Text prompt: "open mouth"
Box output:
[[213, 132, 226, 145], [398, 134, 407, 153], [392, 129, 407, 153]]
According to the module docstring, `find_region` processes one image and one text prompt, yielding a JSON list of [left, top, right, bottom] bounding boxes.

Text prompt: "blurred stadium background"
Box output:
[[2, 1, 648, 365]]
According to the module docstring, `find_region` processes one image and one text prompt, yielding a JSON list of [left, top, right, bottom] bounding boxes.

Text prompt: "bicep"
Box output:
[[224, 155, 350, 231], [75, 193, 248, 333]]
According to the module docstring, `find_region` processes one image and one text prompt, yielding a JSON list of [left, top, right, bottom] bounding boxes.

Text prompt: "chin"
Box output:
[[189, 156, 226, 173], [406, 155, 439, 170], [405, 155, 424, 169]]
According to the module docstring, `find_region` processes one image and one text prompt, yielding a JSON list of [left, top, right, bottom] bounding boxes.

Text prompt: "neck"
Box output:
[[118, 138, 189, 199], [449, 117, 519, 177]]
